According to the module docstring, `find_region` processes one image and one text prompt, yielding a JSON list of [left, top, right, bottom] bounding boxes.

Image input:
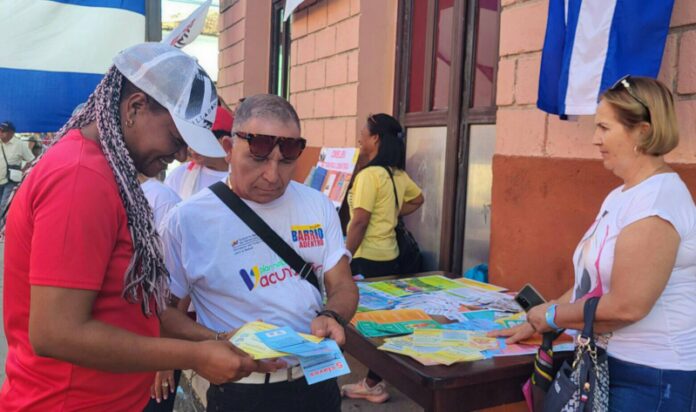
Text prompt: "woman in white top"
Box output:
[[494, 76, 696, 411]]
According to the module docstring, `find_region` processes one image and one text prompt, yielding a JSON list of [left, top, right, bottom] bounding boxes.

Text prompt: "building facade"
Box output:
[[218, 0, 696, 298]]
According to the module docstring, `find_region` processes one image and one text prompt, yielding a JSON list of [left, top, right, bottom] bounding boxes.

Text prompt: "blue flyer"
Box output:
[[255, 326, 350, 384], [256, 327, 333, 357], [299, 340, 351, 385]]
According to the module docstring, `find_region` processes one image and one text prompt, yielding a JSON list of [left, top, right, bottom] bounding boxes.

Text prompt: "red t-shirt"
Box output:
[[0, 129, 159, 411]]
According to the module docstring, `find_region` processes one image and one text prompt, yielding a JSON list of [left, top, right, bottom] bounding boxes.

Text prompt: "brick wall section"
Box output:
[[289, 0, 360, 147], [218, 0, 246, 106], [496, 0, 696, 164]]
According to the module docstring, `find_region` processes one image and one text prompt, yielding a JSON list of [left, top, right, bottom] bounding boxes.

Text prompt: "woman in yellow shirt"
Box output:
[[342, 113, 424, 403]]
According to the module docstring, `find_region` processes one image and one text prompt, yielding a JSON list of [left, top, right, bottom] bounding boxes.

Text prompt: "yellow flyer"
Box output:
[[230, 321, 322, 360], [455, 277, 508, 292]]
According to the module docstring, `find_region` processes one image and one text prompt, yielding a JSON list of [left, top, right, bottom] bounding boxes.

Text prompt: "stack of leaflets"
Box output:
[[231, 321, 350, 384], [351, 309, 441, 338], [356, 275, 522, 322], [352, 275, 575, 365]]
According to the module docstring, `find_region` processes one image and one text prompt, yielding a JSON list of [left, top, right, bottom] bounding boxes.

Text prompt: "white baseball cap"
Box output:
[[113, 42, 225, 158]]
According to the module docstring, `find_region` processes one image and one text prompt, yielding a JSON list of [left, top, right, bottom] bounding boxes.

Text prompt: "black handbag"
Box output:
[[209, 181, 322, 294], [382, 167, 423, 274], [543, 297, 609, 412]]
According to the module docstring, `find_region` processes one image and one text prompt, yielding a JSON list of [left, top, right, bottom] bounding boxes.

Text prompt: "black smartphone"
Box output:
[[514, 283, 546, 312]]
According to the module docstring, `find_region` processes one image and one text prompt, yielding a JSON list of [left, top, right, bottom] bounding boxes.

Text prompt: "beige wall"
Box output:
[[288, 0, 361, 147], [218, 0, 271, 107], [288, 0, 397, 148], [355, 0, 398, 138], [219, 0, 397, 148]]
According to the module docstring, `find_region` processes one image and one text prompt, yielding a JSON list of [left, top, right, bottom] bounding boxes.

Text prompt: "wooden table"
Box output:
[[344, 272, 571, 412]]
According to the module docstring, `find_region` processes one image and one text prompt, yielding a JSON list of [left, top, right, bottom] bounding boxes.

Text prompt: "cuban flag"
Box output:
[[0, 1, 146, 133], [538, 0, 675, 117]]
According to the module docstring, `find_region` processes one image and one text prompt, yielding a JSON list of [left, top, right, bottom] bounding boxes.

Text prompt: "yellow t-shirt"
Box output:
[[347, 166, 422, 261]]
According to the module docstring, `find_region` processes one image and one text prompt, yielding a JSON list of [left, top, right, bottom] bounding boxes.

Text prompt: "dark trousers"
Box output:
[[0, 181, 17, 213], [350, 257, 398, 279], [206, 378, 341, 412], [143, 369, 182, 412]]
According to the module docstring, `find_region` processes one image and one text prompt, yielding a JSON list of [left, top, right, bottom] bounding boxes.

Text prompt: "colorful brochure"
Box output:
[[351, 309, 432, 326], [355, 319, 442, 338], [363, 275, 465, 298]]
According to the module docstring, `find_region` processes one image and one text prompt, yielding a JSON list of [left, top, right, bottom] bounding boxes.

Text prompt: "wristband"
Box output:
[[316, 309, 348, 327], [545, 304, 562, 331]]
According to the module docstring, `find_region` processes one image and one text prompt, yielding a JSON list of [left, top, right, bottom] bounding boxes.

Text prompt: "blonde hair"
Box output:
[[600, 76, 678, 156]]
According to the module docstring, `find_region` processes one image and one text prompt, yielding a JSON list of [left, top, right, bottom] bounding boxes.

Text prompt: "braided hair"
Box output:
[[1, 66, 169, 316]]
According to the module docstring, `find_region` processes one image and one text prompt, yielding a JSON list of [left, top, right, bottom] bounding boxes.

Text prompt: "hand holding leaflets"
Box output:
[[230, 321, 350, 384]]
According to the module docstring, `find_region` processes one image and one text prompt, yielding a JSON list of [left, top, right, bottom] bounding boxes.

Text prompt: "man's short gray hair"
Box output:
[[233, 94, 301, 132]]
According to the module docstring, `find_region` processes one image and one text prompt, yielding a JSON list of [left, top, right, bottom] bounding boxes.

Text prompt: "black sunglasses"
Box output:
[[234, 132, 307, 160], [609, 75, 651, 123]]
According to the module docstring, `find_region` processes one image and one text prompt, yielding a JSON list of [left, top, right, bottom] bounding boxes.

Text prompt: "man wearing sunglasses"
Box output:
[[159, 94, 358, 412]]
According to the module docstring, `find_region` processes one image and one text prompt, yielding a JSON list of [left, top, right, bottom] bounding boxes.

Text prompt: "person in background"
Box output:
[[139, 174, 181, 230], [164, 105, 232, 199], [0, 121, 34, 212], [341, 113, 424, 403], [491, 76, 696, 411], [20, 135, 44, 158], [0, 43, 280, 412]]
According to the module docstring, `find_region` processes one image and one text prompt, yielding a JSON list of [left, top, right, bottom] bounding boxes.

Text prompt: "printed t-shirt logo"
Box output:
[[239, 260, 299, 291], [291, 224, 325, 248]]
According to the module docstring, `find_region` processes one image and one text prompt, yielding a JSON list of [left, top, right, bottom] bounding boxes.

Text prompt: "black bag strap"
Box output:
[[580, 297, 601, 341], [209, 181, 322, 293], [381, 166, 400, 213]]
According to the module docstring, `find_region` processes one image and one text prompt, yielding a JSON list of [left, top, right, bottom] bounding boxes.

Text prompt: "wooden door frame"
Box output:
[[394, 0, 499, 273]]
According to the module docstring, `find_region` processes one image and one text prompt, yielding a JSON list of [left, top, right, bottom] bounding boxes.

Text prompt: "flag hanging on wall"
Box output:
[[0, 0, 146, 133], [537, 0, 675, 117]]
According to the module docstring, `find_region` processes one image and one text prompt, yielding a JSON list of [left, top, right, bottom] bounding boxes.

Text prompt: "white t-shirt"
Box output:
[[161, 181, 350, 334], [141, 179, 181, 230], [0, 137, 35, 184], [164, 161, 228, 200], [572, 173, 696, 370]]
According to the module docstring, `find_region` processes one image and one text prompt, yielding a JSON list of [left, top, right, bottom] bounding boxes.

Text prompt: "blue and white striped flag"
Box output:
[[538, 0, 675, 117], [0, 0, 146, 132]]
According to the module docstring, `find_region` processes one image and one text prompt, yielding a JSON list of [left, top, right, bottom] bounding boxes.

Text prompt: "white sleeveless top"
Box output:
[[571, 173, 696, 370]]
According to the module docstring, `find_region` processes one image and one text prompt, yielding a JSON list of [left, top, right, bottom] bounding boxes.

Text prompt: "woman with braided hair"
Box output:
[[0, 43, 281, 411]]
